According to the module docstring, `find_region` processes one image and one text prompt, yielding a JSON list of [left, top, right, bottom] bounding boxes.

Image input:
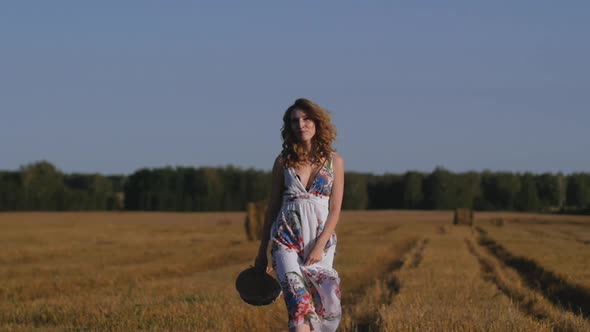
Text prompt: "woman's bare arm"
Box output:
[[255, 156, 285, 267]]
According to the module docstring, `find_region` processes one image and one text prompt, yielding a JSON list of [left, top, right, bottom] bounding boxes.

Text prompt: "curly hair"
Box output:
[[280, 98, 337, 167]]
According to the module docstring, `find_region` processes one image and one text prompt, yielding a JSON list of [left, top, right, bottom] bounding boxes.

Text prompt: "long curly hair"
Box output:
[[280, 98, 337, 167]]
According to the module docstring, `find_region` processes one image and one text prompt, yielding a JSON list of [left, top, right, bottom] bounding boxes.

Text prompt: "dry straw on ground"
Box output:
[[1, 210, 590, 331]]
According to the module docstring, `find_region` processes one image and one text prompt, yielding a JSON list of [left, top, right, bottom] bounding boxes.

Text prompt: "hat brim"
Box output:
[[235, 267, 282, 306]]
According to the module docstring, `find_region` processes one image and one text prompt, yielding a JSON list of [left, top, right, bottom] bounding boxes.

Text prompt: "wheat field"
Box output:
[[1, 210, 590, 331]]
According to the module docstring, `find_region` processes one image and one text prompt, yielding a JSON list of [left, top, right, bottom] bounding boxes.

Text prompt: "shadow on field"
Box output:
[[345, 239, 417, 332], [559, 230, 590, 246], [353, 274, 403, 332], [408, 238, 430, 269], [509, 219, 590, 227], [475, 227, 590, 320], [465, 239, 551, 321]]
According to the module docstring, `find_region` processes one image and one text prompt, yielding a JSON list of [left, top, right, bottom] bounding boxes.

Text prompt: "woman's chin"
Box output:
[[297, 136, 312, 143]]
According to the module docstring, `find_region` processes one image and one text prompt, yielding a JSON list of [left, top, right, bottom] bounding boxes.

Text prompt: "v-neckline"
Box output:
[[290, 161, 325, 193]]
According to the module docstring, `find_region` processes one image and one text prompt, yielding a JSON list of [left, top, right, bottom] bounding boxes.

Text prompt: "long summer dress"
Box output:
[[270, 156, 341, 331]]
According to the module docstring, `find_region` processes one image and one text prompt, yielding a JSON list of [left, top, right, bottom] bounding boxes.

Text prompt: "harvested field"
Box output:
[[1, 211, 590, 331]]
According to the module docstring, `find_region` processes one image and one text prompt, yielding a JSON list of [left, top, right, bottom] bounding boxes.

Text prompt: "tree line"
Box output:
[[1, 161, 589, 214]]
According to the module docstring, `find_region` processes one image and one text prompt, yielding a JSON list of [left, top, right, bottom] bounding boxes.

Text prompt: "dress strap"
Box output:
[[327, 152, 335, 170]]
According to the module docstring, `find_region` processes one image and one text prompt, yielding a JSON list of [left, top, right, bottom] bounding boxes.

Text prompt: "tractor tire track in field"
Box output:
[[465, 238, 552, 322], [559, 230, 590, 246], [524, 227, 590, 246], [408, 238, 430, 269], [338, 224, 399, 238], [475, 227, 590, 320], [344, 238, 420, 332], [524, 228, 551, 239], [508, 219, 590, 227], [366, 224, 400, 237]]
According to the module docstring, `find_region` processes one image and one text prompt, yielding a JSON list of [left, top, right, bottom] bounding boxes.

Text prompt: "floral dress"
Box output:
[[270, 155, 341, 331]]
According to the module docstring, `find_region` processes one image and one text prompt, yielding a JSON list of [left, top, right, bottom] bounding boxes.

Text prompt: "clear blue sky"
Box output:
[[1, 1, 588, 175]]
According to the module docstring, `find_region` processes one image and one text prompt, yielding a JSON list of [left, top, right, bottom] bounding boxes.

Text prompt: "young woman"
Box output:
[[255, 98, 344, 332]]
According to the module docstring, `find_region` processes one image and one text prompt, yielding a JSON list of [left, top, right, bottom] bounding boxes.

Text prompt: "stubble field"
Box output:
[[1, 210, 590, 331]]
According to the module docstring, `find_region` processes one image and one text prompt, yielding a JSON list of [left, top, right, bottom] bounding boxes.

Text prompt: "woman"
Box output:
[[255, 98, 344, 332]]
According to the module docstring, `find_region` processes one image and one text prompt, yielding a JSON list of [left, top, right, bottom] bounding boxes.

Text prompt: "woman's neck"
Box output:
[[299, 142, 321, 165], [300, 141, 313, 154]]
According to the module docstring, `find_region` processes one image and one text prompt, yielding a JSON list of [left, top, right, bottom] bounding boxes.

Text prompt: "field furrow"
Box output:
[[340, 238, 418, 331], [2, 211, 590, 331], [379, 226, 551, 331], [466, 238, 590, 331], [475, 227, 590, 321]]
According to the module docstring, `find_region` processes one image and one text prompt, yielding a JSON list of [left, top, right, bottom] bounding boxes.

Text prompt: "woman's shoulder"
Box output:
[[327, 151, 343, 171], [330, 151, 343, 164], [273, 154, 286, 169]]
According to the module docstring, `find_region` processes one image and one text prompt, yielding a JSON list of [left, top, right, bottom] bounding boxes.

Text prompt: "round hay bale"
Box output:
[[453, 208, 474, 226]]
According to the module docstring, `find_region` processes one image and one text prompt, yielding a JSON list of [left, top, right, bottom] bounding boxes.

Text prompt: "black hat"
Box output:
[[235, 267, 282, 306]]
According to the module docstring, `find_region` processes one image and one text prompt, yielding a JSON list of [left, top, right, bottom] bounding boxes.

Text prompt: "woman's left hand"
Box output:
[[304, 245, 324, 265]]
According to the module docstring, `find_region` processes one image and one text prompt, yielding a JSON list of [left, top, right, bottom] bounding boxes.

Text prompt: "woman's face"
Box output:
[[291, 109, 316, 143]]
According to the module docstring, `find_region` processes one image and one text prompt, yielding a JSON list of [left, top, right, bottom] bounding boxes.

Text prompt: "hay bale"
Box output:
[[490, 218, 504, 227], [453, 208, 474, 226], [245, 200, 268, 241], [115, 192, 125, 210]]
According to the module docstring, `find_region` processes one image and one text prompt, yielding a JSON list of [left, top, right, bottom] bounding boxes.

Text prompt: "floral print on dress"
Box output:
[[282, 272, 316, 326], [272, 210, 305, 258], [308, 159, 334, 197], [271, 153, 341, 332]]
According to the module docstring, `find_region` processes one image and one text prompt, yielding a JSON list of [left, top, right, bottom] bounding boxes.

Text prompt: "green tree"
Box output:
[[535, 173, 562, 210], [20, 161, 65, 210], [402, 171, 424, 209], [566, 173, 590, 210], [479, 172, 521, 210], [90, 175, 114, 210], [124, 168, 151, 210], [454, 171, 480, 209], [425, 167, 455, 209], [343, 172, 369, 210], [0, 172, 25, 210], [515, 173, 541, 211], [367, 174, 403, 209]]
